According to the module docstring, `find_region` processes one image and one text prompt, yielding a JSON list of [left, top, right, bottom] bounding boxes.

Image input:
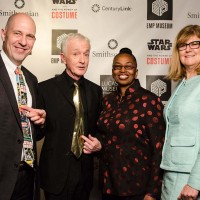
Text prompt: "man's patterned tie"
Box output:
[[15, 67, 34, 167], [71, 82, 85, 158]]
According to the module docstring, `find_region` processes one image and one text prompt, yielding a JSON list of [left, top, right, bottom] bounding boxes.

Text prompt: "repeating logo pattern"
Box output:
[[14, 0, 25, 9], [151, 79, 167, 97], [152, 0, 168, 16], [52, 29, 77, 55], [147, 0, 173, 20], [146, 75, 171, 102], [100, 75, 118, 96], [52, 0, 76, 4], [108, 39, 118, 50], [92, 4, 101, 12]]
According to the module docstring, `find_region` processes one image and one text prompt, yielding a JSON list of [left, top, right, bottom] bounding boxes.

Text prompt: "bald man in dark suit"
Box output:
[[0, 13, 46, 200]]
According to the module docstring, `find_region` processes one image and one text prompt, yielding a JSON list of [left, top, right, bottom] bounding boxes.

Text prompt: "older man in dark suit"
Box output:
[[0, 13, 46, 200], [38, 33, 103, 200]]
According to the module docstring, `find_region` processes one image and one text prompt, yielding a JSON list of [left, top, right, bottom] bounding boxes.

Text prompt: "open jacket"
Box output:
[[38, 71, 103, 194], [0, 54, 39, 200]]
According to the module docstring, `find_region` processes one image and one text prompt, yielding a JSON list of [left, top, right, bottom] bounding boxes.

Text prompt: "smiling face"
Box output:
[[61, 38, 90, 80], [1, 13, 36, 66], [112, 53, 138, 94], [178, 35, 200, 75]]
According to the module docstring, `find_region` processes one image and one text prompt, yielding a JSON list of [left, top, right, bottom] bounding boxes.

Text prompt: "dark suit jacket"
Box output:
[[38, 71, 102, 194], [0, 54, 39, 200]]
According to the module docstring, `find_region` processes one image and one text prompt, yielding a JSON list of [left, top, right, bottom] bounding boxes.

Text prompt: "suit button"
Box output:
[[17, 139, 22, 144]]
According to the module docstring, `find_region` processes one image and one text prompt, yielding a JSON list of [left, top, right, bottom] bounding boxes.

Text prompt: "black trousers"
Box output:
[[102, 194, 145, 200], [10, 162, 35, 200], [44, 185, 90, 200], [44, 154, 92, 200]]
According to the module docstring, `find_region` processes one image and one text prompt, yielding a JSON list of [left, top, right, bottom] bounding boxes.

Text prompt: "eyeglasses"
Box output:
[[177, 41, 200, 51], [112, 64, 136, 71]]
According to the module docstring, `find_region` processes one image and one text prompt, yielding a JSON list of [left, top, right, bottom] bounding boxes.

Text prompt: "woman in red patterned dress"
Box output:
[[97, 48, 165, 200]]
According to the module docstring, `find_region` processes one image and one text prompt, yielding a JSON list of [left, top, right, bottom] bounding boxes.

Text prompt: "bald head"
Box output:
[[5, 13, 36, 34], [1, 13, 36, 66]]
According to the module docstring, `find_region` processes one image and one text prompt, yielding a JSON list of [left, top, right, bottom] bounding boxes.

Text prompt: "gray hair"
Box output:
[[61, 33, 90, 53]]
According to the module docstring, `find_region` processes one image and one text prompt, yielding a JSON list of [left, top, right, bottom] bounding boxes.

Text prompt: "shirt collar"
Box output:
[[1, 49, 21, 73], [63, 70, 84, 87], [116, 79, 141, 96]]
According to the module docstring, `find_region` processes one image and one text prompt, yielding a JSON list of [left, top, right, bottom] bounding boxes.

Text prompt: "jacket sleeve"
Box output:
[[188, 144, 200, 190], [145, 95, 166, 199]]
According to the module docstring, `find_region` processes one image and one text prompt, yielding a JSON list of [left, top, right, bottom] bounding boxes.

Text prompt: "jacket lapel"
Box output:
[[0, 56, 21, 127], [54, 73, 74, 107]]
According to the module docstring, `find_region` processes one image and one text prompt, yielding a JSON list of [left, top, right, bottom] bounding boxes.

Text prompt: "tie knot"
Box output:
[[15, 67, 22, 75], [74, 82, 79, 88]]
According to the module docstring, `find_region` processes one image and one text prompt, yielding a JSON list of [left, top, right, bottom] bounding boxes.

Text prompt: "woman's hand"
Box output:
[[178, 184, 199, 200]]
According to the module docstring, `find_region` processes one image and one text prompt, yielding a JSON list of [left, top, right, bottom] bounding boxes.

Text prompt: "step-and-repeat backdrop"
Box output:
[[0, 0, 199, 199]]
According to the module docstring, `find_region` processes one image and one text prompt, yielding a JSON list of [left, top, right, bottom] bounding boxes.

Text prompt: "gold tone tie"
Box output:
[[15, 67, 34, 167], [71, 82, 85, 158]]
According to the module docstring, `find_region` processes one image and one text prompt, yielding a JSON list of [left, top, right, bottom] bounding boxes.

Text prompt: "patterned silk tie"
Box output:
[[15, 67, 34, 167], [71, 82, 85, 158]]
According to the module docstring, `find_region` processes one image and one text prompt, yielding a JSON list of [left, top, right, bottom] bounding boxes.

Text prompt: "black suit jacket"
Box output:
[[38, 71, 102, 194], [0, 54, 39, 200]]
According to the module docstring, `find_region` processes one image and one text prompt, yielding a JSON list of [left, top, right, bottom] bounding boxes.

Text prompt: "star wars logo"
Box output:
[[52, 0, 76, 4], [147, 39, 172, 50]]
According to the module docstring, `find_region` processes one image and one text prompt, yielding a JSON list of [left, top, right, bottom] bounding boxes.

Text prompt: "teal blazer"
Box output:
[[160, 75, 200, 190]]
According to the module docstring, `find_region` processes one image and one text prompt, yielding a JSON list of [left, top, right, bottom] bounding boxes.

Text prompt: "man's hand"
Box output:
[[81, 134, 102, 154], [20, 105, 46, 127]]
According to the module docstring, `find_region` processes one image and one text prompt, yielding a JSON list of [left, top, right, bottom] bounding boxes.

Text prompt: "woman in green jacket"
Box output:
[[160, 25, 200, 200]]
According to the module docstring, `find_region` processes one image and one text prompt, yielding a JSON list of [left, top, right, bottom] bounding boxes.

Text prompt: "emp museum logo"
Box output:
[[52, 29, 77, 55], [147, 0, 173, 20], [146, 75, 171, 102]]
